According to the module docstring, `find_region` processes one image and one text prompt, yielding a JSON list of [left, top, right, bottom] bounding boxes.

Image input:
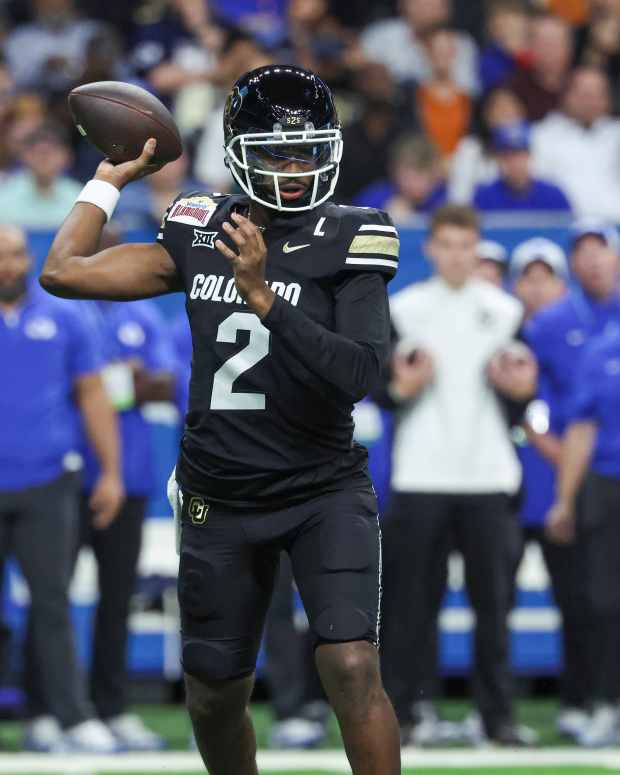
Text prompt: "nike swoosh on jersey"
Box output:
[[283, 242, 311, 253]]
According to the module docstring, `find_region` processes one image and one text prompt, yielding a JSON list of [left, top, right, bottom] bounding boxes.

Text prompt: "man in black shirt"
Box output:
[[40, 66, 401, 774]]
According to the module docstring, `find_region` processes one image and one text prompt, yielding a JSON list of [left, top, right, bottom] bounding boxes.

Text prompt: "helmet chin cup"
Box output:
[[225, 128, 343, 212]]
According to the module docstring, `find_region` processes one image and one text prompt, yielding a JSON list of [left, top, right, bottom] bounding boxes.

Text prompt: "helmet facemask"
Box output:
[[225, 123, 343, 212]]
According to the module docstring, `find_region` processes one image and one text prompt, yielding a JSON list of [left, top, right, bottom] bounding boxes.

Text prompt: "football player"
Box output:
[[40, 66, 401, 774]]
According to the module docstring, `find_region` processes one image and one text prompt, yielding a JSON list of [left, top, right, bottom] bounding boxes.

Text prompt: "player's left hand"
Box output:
[[216, 212, 275, 318], [90, 472, 125, 530], [545, 500, 576, 545]]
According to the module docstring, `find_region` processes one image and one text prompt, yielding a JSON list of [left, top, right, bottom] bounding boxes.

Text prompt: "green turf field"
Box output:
[[122, 698, 585, 749], [2, 699, 620, 775], [0, 699, 585, 751]]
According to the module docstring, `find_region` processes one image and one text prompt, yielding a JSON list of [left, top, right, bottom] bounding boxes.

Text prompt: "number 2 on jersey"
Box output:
[[210, 312, 270, 410]]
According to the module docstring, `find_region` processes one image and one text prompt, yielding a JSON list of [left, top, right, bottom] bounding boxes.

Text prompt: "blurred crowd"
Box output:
[[0, 0, 619, 228], [1, 0, 620, 759]]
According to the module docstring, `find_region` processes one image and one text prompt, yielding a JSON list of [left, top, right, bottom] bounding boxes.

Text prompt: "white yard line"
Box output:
[[0, 748, 619, 773]]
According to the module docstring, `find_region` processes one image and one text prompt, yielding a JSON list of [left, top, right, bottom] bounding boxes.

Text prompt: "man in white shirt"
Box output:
[[531, 67, 620, 222], [379, 205, 536, 746], [360, 0, 479, 95]]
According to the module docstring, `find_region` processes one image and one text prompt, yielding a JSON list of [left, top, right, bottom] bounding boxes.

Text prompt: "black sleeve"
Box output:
[[261, 271, 390, 403], [370, 323, 401, 410]]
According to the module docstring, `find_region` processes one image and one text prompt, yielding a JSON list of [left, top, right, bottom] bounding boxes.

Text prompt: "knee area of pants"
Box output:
[[182, 640, 237, 683], [314, 604, 372, 644], [178, 553, 217, 618]]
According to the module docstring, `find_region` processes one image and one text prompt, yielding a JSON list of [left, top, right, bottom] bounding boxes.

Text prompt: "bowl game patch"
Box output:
[[167, 195, 217, 227]]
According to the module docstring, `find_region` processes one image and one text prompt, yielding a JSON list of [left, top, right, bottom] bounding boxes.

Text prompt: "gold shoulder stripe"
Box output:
[[348, 234, 400, 257]]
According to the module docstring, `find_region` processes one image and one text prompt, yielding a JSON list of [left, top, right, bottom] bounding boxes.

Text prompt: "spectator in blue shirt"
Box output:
[[523, 221, 620, 742], [0, 224, 123, 753], [525, 221, 620, 437], [510, 239, 568, 538], [75, 299, 177, 751], [549, 328, 620, 747], [473, 122, 572, 213], [353, 133, 447, 221]]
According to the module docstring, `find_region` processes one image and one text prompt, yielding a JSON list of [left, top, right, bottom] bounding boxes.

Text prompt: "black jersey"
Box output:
[[157, 192, 399, 507]]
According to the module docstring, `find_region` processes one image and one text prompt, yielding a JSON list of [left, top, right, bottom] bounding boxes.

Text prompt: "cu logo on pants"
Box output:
[[188, 496, 209, 525]]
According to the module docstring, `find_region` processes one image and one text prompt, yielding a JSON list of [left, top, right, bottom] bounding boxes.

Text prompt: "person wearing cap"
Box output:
[[548, 325, 620, 747], [0, 224, 124, 753], [511, 238, 568, 320], [474, 239, 509, 287], [509, 239, 582, 734], [473, 121, 572, 213], [523, 221, 620, 743]]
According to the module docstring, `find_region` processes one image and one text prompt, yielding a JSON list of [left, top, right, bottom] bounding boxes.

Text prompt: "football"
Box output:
[[68, 81, 183, 166]]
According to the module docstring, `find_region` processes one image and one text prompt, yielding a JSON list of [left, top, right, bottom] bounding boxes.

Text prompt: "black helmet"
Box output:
[[223, 65, 342, 212]]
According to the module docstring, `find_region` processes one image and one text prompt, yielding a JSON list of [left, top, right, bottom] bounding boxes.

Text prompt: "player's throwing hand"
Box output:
[[94, 138, 164, 190], [216, 212, 275, 318]]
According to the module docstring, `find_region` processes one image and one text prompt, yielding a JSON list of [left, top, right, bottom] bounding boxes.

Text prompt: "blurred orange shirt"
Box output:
[[417, 85, 472, 157], [547, 0, 590, 26]]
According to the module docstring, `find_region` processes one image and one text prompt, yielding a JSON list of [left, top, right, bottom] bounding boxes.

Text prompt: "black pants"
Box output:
[[518, 528, 592, 710], [26, 493, 146, 721], [78, 494, 147, 720], [178, 482, 381, 682], [380, 491, 515, 737], [0, 473, 90, 728], [580, 471, 620, 704]]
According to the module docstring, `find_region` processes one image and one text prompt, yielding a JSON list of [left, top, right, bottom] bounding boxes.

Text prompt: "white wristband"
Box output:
[[75, 179, 120, 222]]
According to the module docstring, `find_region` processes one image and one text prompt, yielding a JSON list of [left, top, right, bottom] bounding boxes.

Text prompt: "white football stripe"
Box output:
[[358, 224, 398, 234], [1, 748, 620, 772], [346, 256, 399, 269]]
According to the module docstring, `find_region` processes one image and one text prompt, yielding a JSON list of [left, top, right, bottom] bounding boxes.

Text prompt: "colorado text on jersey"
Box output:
[[189, 274, 301, 306]]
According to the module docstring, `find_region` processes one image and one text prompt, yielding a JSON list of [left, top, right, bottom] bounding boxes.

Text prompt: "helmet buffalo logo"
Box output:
[[225, 86, 242, 122]]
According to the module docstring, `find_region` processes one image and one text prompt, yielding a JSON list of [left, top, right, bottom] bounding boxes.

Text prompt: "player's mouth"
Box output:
[[279, 182, 308, 201]]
